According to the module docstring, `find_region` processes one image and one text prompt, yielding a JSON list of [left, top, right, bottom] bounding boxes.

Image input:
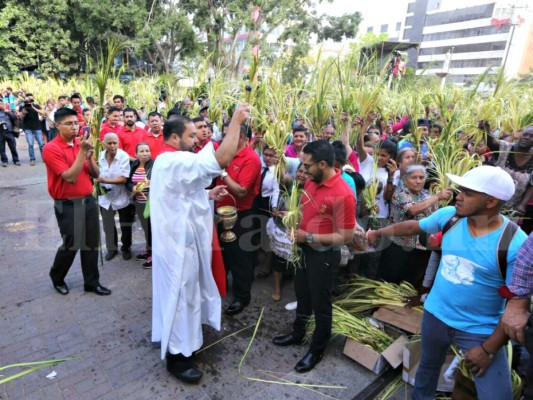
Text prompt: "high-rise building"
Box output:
[[401, 0, 532, 84]]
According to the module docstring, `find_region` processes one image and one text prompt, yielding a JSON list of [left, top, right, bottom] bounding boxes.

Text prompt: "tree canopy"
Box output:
[[0, 0, 362, 77]]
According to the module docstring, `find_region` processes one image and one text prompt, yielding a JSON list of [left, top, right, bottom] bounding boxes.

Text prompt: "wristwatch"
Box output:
[[306, 232, 314, 244], [220, 171, 228, 180]]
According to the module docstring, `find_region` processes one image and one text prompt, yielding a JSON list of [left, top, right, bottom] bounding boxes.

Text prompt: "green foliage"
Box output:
[[0, 0, 78, 74], [319, 12, 362, 42]]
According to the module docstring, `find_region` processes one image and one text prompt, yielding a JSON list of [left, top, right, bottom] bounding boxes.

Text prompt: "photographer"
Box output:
[[18, 93, 44, 166], [0, 99, 21, 167]]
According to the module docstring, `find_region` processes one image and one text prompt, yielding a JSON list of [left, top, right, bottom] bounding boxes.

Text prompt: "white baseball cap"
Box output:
[[446, 166, 515, 201]]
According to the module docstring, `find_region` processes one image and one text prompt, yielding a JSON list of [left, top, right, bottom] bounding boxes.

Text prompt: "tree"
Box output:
[[0, 0, 78, 74]]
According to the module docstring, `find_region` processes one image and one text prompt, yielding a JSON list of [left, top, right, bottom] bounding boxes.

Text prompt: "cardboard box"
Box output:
[[402, 340, 456, 392], [373, 305, 423, 334], [343, 326, 408, 374]]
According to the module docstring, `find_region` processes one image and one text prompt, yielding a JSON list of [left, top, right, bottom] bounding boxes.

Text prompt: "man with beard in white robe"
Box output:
[[150, 105, 250, 383]]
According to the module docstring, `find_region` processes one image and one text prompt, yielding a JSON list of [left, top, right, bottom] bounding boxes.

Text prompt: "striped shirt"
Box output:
[[131, 165, 149, 203]]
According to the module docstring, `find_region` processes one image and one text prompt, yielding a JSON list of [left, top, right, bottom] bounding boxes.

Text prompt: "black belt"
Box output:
[[55, 195, 94, 205]]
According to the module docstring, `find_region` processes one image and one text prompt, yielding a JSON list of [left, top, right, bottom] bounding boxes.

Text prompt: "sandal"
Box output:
[[272, 293, 281, 302]]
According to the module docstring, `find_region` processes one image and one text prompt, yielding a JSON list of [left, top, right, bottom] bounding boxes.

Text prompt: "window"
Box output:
[[425, 4, 495, 27], [396, 22, 402, 31], [419, 42, 507, 56], [380, 24, 388, 33], [367, 26, 374, 33], [407, 2, 415, 13], [422, 24, 510, 41]]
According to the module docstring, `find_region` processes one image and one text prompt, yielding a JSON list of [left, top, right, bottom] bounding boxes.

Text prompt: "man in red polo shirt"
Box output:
[[192, 116, 219, 153], [273, 140, 356, 373], [99, 106, 122, 142], [117, 107, 147, 161], [70, 93, 85, 126], [42, 108, 111, 296], [214, 124, 262, 316], [141, 111, 165, 159]]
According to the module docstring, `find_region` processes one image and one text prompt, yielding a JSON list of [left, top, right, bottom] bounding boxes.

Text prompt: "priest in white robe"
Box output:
[[150, 106, 250, 383]]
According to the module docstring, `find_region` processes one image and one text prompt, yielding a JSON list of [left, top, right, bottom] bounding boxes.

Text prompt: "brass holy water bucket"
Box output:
[[217, 205, 237, 242]]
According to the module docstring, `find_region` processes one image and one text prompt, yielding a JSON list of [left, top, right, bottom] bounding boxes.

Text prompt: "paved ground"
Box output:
[[0, 138, 412, 399]]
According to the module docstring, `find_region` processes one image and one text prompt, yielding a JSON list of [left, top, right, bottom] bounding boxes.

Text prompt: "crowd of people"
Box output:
[[7, 86, 532, 398]]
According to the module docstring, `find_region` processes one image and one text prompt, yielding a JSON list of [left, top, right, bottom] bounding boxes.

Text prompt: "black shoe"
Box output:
[[225, 300, 248, 316], [84, 284, 112, 296], [1, 162, 7, 167], [273, 333, 304, 347], [167, 353, 203, 384], [136, 251, 150, 260], [122, 249, 132, 260], [104, 250, 118, 261], [295, 351, 323, 373], [52, 282, 69, 295], [14, 161, 21, 166]]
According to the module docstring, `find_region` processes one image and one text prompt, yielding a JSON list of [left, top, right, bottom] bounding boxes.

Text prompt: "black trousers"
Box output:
[[219, 209, 255, 304], [0, 131, 19, 163], [133, 200, 151, 251], [293, 245, 340, 353], [100, 204, 135, 252], [50, 196, 100, 287], [378, 241, 431, 287]]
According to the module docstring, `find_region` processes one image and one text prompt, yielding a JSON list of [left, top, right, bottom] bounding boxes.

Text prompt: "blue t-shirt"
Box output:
[[341, 171, 357, 196], [419, 206, 527, 334]]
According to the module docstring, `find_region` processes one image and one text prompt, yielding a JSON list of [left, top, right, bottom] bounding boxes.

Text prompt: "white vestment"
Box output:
[[150, 144, 222, 359]]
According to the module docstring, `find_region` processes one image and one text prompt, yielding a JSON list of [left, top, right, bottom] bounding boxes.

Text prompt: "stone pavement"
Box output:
[[0, 137, 411, 399]]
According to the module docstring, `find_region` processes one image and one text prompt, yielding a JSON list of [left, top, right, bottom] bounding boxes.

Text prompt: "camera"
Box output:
[[0, 120, 8, 132]]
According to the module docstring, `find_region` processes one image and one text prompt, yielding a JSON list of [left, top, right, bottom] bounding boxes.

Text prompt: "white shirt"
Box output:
[[359, 155, 389, 219], [261, 165, 280, 209], [97, 149, 131, 210]]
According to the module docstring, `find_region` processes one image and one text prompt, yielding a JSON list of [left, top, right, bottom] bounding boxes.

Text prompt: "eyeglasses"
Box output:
[[302, 161, 320, 170], [58, 122, 80, 127], [263, 153, 278, 159]]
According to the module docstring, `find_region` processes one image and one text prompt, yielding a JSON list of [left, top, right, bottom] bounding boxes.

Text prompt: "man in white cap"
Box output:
[[367, 165, 527, 400]]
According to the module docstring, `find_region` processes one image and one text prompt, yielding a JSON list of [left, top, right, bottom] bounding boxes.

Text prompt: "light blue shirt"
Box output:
[[419, 206, 527, 334], [341, 171, 356, 196]]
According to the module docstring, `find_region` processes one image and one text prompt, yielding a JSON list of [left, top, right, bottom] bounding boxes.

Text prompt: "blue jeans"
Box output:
[[25, 129, 44, 161], [413, 311, 512, 400]]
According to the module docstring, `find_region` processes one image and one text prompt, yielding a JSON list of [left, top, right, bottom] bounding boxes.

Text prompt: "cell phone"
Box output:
[[82, 126, 90, 139]]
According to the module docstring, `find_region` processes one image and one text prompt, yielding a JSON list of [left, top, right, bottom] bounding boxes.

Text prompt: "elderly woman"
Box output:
[[96, 133, 134, 261], [378, 165, 452, 286]]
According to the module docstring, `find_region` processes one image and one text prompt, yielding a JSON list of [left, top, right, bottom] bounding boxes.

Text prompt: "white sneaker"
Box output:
[[285, 301, 297, 311]]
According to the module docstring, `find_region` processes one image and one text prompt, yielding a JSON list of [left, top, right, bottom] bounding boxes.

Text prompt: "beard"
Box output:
[[125, 120, 135, 127]]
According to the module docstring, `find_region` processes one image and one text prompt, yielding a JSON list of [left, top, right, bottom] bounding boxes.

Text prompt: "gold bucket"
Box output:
[[217, 205, 238, 242]]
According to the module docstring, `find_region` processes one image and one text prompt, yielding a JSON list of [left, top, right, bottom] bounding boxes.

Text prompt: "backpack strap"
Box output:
[[496, 220, 520, 281], [442, 214, 462, 237]]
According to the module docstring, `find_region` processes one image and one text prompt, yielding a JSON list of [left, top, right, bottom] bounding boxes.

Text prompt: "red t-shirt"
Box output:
[[42, 136, 94, 200], [215, 145, 262, 211], [300, 169, 356, 235], [194, 140, 220, 154], [117, 125, 146, 158], [99, 122, 120, 142], [140, 131, 165, 159], [347, 151, 360, 173]]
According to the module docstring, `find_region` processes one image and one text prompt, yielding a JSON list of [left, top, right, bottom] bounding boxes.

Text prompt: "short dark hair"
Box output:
[[192, 116, 205, 124], [348, 171, 366, 194], [113, 95, 125, 103], [302, 140, 334, 167], [71, 93, 82, 101], [331, 140, 347, 165], [58, 95, 68, 101], [55, 108, 78, 124], [86, 96, 95, 103], [107, 106, 121, 114], [241, 124, 252, 139], [123, 107, 136, 116], [26, 93, 33, 97], [379, 139, 397, 159], [148, 111, 162, 119], [293, 125, 307, 135], [82, 108, 90, 114], [432, 124, 443, 134], [163, 115, 192, 141], [417, 118, 430, 128]]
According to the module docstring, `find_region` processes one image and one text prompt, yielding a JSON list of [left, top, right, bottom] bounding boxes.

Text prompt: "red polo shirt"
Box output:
[[194, 140, 220, 154], [140, 131, 165, 159], [117, 125, 147, 158], [99, 122, 120, 142], [215, 145, 262, 211], [42, 136, 93, 200], [300, 169, 356, 235]]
